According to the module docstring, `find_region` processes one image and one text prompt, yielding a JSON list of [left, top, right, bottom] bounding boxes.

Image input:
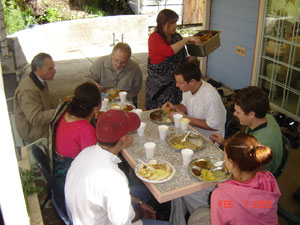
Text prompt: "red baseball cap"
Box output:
[[96, 109, 141, 143]]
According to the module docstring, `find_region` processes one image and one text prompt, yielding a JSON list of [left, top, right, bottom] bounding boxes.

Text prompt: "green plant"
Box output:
[[83, 5, 107, 16], [23, 8, 38, 28], [19, 167, 43, 197], [19, 167, 43, 213], [87, 0, 132, 15], [40, 7, 62, 24], [2, 0, 26, 34]]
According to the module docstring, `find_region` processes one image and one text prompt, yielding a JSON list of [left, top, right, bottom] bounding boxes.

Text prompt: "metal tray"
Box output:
[[166, 131, 205, 151], [189, 158, 231, 182], [186, 30, 221, 57]]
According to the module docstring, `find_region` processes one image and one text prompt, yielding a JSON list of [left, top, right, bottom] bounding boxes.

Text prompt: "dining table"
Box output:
[[121, 110, 226, 203]]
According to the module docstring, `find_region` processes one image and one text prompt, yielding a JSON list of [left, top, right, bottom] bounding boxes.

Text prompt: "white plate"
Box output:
[[135, 159, 176, 184]]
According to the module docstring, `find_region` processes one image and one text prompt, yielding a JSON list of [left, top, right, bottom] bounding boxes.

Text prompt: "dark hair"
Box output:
[[155, 9, 179, 44], [224, 133, 272, 172], [174, 61, 202, 82], [112, 42, 132, 58], [97, 139, 119, 147], [232, 86, 270, 118], [67, 82, 101, 118], [31, 53, 52, 72]]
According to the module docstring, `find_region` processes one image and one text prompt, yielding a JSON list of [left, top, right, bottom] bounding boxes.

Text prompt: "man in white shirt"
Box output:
[[163, 61, 226, 139], [65, 109, 173, 225], [163, 62, 226, 225]]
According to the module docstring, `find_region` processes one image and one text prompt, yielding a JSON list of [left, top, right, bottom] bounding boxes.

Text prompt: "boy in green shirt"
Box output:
[[211, 86, 283, 174]]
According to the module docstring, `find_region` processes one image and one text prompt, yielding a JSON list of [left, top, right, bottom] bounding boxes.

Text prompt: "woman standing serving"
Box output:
[[146, 9, 198, 110], [188, 133, 281, 225]]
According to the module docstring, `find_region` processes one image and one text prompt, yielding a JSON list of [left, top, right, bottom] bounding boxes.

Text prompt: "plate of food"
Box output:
[[109, 102, 135, 112], [150, 108, 175, 125], [189, 158, 231, 182], [135, 159, 176, 184], [167, 131, 205, 151], [102, 88, 120, 101]]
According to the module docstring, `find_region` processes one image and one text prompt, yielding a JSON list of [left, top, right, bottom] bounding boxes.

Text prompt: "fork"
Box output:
[[137, 159, 155, 171], [181, 131, 191, 143]]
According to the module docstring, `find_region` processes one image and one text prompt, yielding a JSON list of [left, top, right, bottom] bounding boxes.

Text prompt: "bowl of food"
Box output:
[[167, 131, 205, 151], [189, 158, 230, 182]]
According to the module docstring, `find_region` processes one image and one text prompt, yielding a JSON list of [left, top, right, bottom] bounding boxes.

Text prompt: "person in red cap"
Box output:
[[64, 109, 173, 225]]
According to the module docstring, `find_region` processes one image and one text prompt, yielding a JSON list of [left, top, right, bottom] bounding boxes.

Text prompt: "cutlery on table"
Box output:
[[137, 158, 155, 171], [181, 131, 191, 143]]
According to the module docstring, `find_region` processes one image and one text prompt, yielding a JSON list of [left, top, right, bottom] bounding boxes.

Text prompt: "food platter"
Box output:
[[150, 109, 174, 125], [135, 159, 176, 184], [189, 158, 231, 182], [102, 88, 120, 101], [167, 131, 205, 151], [109, 102, 135, 112]]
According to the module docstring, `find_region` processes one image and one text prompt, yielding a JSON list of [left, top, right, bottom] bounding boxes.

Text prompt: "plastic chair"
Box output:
[[224, 107, 234, 138], [32, 144, 72, 225], [278, 204, 300, 225], [274, 135, 291, 178], [51, 189, 72, 225], [273, 136, 300, 224]]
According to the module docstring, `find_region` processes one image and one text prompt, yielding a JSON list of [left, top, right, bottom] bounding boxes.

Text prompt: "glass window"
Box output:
[[257, 0, 300, 120]]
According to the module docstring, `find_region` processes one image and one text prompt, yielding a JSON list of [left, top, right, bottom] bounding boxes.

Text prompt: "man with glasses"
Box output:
[[89, 42, 143, 105]]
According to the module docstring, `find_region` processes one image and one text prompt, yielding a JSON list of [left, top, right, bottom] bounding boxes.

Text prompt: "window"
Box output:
[[257, 0, 300, 120]]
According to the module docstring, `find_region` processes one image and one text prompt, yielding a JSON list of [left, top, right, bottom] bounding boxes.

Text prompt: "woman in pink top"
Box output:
[[146, 9, 198, 110], [53, 82, 101, 197], [188, 133, 281, 225]]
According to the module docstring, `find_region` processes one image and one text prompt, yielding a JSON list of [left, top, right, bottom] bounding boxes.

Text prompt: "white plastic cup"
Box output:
[[119, 91, 127, 104], [180, 118, 190, 131], [144, 142, 156, 159], [133, 108, 143, 120], [173, 114, 183, 128], [101, 98, 109, 111], [181, 149, 194, 167], [137, 122, 146, 137], [158, 125, 169, 140]]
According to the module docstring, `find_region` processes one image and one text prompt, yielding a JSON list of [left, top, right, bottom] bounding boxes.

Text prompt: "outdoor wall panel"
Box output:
[[207, 0, 259, 89]]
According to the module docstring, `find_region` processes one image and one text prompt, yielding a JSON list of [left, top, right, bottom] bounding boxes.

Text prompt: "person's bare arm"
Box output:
[[162, 101, 187, 114], [188, 116, 218, 131], [171, 36, 198, 54]]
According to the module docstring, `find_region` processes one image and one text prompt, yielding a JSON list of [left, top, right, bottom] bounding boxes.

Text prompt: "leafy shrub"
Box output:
[[86, 0, 132, 15], [40, 7, 62, 23], [2, 0, 26, 34]]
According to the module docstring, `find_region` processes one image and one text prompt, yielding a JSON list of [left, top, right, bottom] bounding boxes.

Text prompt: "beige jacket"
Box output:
[[14, 72, 55, 143]]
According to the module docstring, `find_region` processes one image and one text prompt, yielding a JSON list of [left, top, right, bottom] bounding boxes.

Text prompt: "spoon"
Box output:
[[137, 159, 155, 171], [181, 131, 191, 143]]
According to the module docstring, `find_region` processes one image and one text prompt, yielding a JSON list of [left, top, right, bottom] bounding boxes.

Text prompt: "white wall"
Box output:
[[0, 63, 30, 224]]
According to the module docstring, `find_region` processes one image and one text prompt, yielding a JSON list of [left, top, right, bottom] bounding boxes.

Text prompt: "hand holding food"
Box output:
[[162, 101, 174, 110]]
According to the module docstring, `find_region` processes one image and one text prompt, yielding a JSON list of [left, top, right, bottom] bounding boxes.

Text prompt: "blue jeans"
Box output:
[[142, 219, 173, 225], [130, 185, 173, 225], [130, 184, 151, 209]]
